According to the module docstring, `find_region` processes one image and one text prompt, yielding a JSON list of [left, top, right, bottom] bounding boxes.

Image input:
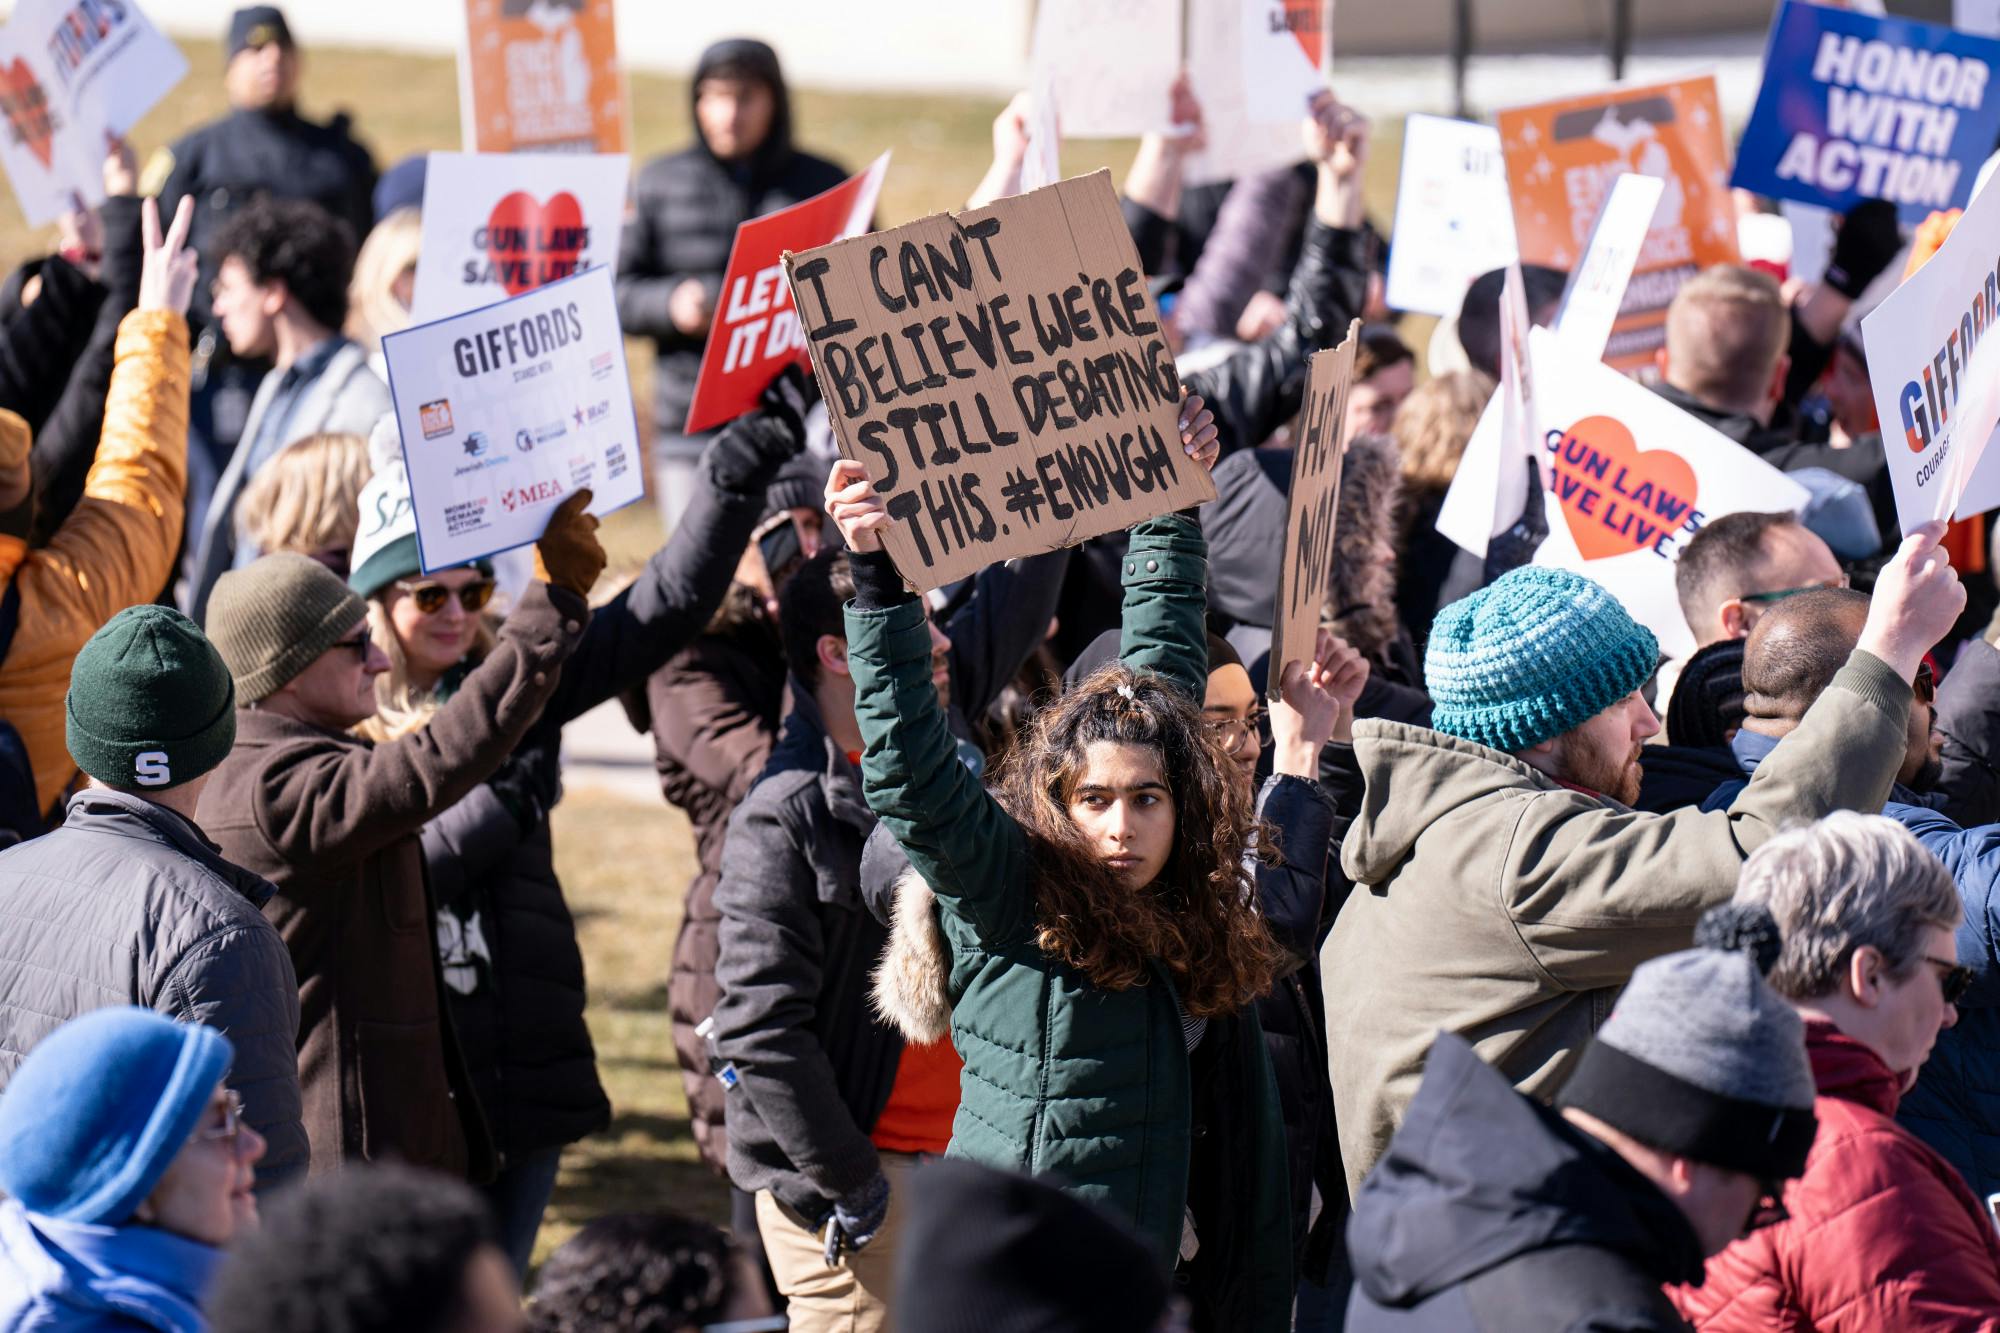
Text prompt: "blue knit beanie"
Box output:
[[0, 1008, 232, 1224], [1424, 566, 1659, 754]]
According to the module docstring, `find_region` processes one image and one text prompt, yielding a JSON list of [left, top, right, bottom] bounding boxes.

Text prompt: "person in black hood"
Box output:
[[1345, 905, 1819, 1331], [617, 39, 848, 525]]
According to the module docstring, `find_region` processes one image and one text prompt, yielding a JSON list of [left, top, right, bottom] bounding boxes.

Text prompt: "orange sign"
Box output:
[[1497, 76, 1738, 376], [460, 0, 627, 154]]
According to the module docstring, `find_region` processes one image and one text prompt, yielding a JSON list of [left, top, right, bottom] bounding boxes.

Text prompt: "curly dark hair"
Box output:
[[205, 1163, 498, 1333], [528, 1212, 750, 1333], [990, 663, 1283, 1017], [211, 195, 358, 331]]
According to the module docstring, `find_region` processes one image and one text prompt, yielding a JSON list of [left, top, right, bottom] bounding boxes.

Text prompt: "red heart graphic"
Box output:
[[484, 191, 587, 297], [0, 60, 55, 171], [1545, 415, 1699, 561]]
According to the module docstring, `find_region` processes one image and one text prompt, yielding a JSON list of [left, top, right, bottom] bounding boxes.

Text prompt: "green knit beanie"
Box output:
[[1424, 566, 1659, 754], [66, 605, 236, 790], [206, 552, 369, 704]]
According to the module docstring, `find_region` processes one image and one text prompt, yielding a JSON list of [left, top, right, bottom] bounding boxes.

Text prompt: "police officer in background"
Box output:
[[146, 5, 377, 532]]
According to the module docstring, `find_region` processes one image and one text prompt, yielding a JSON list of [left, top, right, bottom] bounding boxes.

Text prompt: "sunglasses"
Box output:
[[1926, 953, 1974, 1006], [1915, 661, 1936, 705], [328, 632, 373, 657], [395, 577, 496, 615]]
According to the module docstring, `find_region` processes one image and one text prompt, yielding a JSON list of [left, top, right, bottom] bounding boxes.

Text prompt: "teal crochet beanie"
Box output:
[[1424, 566, 1659, 754]]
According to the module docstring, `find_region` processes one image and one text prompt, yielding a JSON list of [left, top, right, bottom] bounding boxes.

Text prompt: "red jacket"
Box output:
[[1670, 1020, 2000, 1331]]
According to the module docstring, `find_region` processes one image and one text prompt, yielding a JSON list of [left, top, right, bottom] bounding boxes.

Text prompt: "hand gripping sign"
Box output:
[[683, 153, 890, 435], [783, 170, 1216, 593]]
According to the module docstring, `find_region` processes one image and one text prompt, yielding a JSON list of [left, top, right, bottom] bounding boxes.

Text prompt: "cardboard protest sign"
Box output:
[[1436, 175, 1659, 557], [411, 151, 628, 323], [1270, 321, 1359, 695], [1030, 0, 1179, 139], [783, 170, 1215, 592], [384, 265, 640, 571], [1859, 159, 2000, 533], [1498, 75, 1738, 374], [683, 152, 890, 435], [0, 0, 186, 225], [1526, 326, 1810, 658], [459, 0, 626, 154], [1734, 3, 2000, 223], [1383, 115, 1518, 319]]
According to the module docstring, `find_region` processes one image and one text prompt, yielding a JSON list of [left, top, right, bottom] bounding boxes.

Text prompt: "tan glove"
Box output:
[[533, 489, 606, 596]]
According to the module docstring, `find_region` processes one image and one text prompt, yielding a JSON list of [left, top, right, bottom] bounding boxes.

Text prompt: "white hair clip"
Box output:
[[1116, 683, 1137, 701]]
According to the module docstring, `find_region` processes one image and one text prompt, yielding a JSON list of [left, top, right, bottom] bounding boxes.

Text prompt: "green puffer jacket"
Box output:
[[846, 515, 1292, 1328]]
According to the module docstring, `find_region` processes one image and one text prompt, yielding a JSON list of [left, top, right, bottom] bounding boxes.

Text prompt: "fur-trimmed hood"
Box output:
[[871, 868, 953, 1043]]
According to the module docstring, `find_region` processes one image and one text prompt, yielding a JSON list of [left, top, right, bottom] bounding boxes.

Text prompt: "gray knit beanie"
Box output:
[[205, 552, 369, 704], [1556, 903, 1819, 1179], [65, 605, 236, 790]]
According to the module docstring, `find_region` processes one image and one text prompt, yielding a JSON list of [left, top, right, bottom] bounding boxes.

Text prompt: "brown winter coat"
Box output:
[[1323, 650, 1911, 1200], [201, 581, 589, 1179]]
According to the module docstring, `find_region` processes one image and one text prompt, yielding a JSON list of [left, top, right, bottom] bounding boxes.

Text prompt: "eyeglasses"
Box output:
[[1915, 661, 1937, 705], [394, 577, 496, 615], [192, 1091, 245, 1148], [1204, 707, 1267, 754], [1744, 1179, 1790, 1232], [1738, 575, 1850, 605], [1926, 954, 1974, 1006], [327, 632, 373, 657]]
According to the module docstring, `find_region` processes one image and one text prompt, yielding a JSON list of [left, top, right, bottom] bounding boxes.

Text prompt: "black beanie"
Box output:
[[1666, 637, 1747, 749], [892, 1160, 1168, 1333]]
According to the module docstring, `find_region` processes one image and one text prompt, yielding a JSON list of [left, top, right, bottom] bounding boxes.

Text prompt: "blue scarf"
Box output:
[[0, 1200, 221, 1332]]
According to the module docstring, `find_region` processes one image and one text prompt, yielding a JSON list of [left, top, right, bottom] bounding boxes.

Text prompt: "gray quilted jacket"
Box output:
[[0, 788, 306, 1189]]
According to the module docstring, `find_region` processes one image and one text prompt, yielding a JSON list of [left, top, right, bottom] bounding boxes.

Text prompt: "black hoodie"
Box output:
[[616, 39, 848, 434], [1345, 1033, 1704, 1332]]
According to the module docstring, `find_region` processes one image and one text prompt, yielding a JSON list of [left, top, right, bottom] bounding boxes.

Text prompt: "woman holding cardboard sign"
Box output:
[[824, 406, 1297, 1331]]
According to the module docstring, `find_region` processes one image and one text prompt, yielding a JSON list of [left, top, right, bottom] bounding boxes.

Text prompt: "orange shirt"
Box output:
[[871, 1037, 963, 1154]]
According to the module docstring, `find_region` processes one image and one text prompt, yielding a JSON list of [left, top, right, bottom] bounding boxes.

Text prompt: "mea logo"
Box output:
[[500, 479, 565, 512], [420, 399, 455, 439], [133, 751, 171, 787]]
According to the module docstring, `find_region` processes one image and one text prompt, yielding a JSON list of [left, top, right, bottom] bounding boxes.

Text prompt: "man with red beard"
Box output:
[[1322, 527, 1965, 1200]]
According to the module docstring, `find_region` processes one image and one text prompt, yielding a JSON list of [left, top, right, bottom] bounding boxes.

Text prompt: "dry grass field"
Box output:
[[40, 34, 1410, 1270]]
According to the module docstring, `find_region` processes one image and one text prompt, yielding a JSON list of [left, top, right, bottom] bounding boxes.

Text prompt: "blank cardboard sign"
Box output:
[[784, 170, 1215, 591], [1270, 322, 1360, 695]]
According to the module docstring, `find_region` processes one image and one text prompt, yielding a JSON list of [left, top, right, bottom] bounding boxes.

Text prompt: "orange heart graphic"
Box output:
[[1545, 414, 1699, 561], [0, 60, 55, 170]]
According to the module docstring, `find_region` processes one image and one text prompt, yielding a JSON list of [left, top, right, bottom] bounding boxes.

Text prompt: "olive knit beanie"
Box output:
[[206, 552, 368, 704], [65, 604, 236, 790], [1423, 565, 1658, 754]]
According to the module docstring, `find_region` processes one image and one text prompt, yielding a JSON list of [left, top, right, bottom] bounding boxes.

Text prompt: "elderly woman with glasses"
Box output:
[[1671, 811, 2000, 1332], [0, 1008, 265, 1331]]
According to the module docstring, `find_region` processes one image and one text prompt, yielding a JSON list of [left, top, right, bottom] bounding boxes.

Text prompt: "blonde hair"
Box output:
[[235, 431, 371, 560], [346, 206, 421, 354], [1664, 264, 1789, 416], [1393, 368, 1491, 495], [355, 594, 500, 743]]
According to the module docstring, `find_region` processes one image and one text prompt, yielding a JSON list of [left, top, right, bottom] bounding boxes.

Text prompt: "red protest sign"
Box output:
[[683, 154, 890, 434]]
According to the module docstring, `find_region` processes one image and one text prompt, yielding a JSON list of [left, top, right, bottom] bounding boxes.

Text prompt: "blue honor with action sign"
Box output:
[[1732, 0, 2000, 222]]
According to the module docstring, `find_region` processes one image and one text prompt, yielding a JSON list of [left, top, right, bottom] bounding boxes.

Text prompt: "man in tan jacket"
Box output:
[[1323, 524, 1964, 1198]]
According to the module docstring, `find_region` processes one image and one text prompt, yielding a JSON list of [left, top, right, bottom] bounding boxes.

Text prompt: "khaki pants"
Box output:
[[756, 1151, 919, 1333]]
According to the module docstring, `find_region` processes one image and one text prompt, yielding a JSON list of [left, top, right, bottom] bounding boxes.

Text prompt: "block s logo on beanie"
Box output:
[[133, 751, 171, 787]]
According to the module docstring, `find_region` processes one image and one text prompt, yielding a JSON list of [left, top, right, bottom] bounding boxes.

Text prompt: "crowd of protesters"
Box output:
[[1, 3, 1999, 1332]]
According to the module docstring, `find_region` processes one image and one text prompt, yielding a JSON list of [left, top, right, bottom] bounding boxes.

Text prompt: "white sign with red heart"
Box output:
[[411, 150, 629, 322]]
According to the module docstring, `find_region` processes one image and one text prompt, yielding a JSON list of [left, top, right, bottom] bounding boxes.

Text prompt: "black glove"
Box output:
[[704, 367, 812, 493], [1825, 198, 1901, 300], [1484, 458, 1548, 584], [821, 1171, 890, 1267], [487, 740, 562, 833]]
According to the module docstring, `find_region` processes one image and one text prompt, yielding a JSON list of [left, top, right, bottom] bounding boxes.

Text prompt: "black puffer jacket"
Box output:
[[616, 39, 848, 434], [414, 424, 784, 1164], [1346, 1032, 1704, 1331]]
